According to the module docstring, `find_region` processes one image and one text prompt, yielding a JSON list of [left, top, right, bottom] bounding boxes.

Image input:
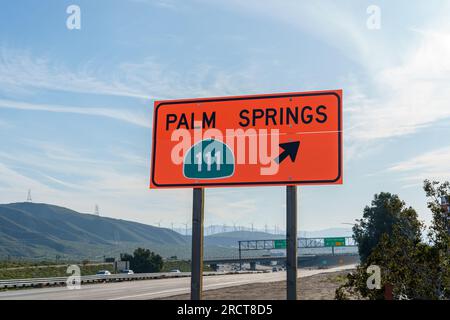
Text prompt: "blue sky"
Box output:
[[1, 0, 450, 232]]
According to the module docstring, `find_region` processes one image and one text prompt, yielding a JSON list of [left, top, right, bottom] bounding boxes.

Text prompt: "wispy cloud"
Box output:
[[0, 98, 150, 128], [131, 0, 179, 10], [208, 0, 388, 69], [0, 47, 150, 99], [0, 47, 267, 101], [0, 139, 146, 191], [347, 23, 450, 143], [0, 162, 56, 196], [387, 146, 450, 183]]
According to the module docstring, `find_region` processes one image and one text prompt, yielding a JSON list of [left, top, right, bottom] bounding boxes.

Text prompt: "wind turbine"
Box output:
[[182, 222, 189, 236]]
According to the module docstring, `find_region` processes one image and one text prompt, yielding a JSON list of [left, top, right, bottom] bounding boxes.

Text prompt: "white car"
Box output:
[[96, 270, 112, 276], [169, 269, 181, 273], [120, 269, 134, 274]]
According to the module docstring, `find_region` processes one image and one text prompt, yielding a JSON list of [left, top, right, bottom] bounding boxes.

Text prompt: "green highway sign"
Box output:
[[324, 237, 346, 247], [274, 239, 287, 249]]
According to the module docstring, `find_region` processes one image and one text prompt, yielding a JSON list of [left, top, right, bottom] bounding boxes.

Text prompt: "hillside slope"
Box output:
[[0, 202, 187, 259]]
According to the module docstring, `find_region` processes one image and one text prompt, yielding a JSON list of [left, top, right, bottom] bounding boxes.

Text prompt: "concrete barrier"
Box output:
[[0, 270, 264, 289]]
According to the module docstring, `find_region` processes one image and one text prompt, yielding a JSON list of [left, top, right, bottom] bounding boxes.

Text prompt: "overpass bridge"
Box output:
[[205, 255, 314, 265], [204, 253, 359, 271], [205, 237, 359, 271]]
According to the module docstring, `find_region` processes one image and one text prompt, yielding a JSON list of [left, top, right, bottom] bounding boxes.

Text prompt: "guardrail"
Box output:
[[0, 270, 262, 289]]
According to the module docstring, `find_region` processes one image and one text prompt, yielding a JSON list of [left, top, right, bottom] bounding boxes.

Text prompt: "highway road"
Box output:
[[0, 264, 355, 300]]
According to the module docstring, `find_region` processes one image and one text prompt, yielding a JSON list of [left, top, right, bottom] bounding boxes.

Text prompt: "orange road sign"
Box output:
[[150, 90, 342, 188]]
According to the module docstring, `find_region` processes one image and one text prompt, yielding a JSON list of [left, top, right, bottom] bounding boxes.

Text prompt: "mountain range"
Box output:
[[0, 202, 352, 261], [0, 202, 188, 260]]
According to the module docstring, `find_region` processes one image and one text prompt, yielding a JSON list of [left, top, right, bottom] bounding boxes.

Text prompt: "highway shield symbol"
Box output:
[[183, 139, 235, 179]]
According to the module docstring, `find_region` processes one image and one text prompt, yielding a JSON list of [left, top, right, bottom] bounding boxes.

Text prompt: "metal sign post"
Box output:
[[286, 185, 298, 300], [191, 188, 205, 300]]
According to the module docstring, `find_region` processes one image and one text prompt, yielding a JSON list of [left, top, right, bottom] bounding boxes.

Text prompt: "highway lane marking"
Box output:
[[108, 279, 256, 300], [107, 266, 356, 300]]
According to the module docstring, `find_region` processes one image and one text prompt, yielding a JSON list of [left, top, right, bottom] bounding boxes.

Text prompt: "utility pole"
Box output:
[[183, 222, 189, 236]]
